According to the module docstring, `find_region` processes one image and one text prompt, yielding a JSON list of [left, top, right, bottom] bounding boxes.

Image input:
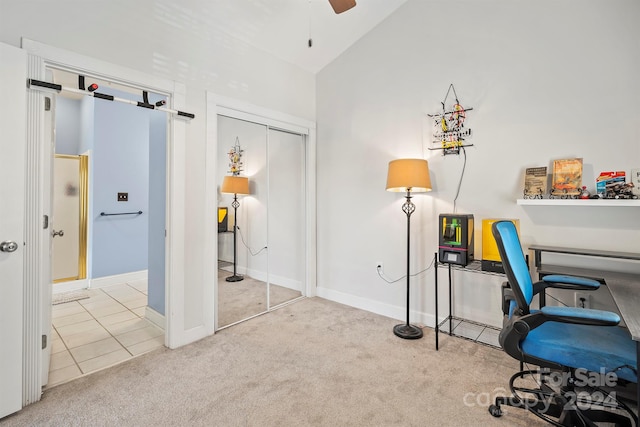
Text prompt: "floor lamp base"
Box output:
[[393, 324, 423, 340], [225, 275, 244, 282]]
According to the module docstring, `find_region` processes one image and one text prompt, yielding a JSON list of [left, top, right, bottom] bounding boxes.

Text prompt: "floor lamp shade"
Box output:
[[386, 159, 432, 193], [221, 175, 250, 195]]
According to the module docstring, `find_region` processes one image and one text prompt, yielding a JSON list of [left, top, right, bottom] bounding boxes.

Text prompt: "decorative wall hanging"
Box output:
[[427, 84, 473, 155], [227, 137, 244, 176]]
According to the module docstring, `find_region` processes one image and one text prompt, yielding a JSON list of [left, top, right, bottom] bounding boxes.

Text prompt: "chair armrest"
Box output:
[[542, 274, 600, 289], [533, 275, 600, 294], [540, 306, 620, 326]]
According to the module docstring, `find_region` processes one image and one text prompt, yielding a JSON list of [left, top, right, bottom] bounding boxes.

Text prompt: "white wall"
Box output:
[[316, 0, 640, 326]]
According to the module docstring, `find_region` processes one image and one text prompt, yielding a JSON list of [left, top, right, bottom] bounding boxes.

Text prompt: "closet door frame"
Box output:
[[206, 94, 317, 331]]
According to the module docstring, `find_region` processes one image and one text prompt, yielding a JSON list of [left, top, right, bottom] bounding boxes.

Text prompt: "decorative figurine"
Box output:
[[580, 186, 590, 199]]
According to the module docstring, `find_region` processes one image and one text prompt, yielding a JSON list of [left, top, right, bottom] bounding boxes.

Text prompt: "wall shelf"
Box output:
[[517, 199, 640, 207]]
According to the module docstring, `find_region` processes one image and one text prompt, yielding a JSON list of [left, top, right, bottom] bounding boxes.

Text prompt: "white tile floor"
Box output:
[[48, 280, 164, 388]]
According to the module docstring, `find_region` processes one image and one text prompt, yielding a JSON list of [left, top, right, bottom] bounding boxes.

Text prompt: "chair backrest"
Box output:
[[492, 221, 533, 315]]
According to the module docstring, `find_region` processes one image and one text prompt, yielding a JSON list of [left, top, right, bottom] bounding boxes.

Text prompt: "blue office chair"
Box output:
[[488, 220, 638, 426]]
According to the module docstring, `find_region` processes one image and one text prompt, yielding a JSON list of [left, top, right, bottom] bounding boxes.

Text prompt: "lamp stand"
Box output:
[[393, 191, 423, 340], [225, 194, 244, 282]]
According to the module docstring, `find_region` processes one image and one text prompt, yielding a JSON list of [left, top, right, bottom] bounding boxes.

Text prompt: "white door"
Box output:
[[0, 42, 26, 418]]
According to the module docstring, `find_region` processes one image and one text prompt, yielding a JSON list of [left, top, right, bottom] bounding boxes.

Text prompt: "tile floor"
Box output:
[[48, 280, 164, 388]]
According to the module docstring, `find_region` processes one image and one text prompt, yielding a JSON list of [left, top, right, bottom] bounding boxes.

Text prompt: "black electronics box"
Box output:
[[438, 213, 474, 266]]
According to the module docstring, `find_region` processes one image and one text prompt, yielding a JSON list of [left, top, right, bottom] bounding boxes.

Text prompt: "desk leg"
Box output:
[[434, 252, 439, 351], [448, 264, 453, 336]]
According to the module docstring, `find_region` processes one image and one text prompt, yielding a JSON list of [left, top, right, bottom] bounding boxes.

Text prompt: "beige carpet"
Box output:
[[1, 297, 545, 426]]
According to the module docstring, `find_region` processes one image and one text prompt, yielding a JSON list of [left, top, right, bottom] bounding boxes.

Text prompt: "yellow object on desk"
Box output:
[[482, 218, 519, 273]]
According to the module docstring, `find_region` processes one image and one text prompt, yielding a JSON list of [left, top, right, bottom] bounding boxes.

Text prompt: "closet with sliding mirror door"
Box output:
[[217, 115, 305, 329], [266, 127, 305, 309]]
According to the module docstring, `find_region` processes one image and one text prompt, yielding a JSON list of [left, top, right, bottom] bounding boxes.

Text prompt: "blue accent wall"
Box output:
[[92, 93, 150, 278], [54, 97, 81, 155]]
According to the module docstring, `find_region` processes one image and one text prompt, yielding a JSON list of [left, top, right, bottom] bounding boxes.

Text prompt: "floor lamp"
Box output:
[[221, 175, 250, 282], [386, 159, 432, 339]]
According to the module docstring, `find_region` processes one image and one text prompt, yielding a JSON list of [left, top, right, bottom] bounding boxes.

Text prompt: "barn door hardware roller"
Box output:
[[27, 77, 195, 120]]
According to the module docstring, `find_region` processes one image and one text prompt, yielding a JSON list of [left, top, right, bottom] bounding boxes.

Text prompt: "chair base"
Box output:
[[489, 369, 637, 427], [393, 324, 423, 340]]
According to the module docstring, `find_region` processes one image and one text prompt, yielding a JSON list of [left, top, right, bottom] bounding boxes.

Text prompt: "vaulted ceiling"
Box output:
[[51, 0, 408, 98], [203, 0, 408, 73]]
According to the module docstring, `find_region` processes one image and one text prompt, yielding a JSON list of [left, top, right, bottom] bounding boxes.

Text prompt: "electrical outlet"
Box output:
[[575, 292, 590, 309]]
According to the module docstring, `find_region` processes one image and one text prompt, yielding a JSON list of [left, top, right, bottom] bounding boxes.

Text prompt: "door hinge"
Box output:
[[43, 214, 49, 229], [42, 334, 47, 350], [44, 97, 51, 111]]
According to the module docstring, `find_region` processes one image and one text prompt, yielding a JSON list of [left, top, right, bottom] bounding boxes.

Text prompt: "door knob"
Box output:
[[52, 229, 64, 238], [0, 241, 18, 253]]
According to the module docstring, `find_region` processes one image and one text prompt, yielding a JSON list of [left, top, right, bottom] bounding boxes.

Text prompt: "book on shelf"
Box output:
[[523, 167, 547, 198], [551, 158, 583, 197]]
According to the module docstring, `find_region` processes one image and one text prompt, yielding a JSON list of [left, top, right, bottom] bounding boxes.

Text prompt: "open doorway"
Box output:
[[46, 70, 166, 387], [18, 39, 198, 407]]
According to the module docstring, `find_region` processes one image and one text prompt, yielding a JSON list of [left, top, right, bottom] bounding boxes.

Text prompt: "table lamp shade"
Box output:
[[386, 159, 432, 193], [221, 175, 250, 195]]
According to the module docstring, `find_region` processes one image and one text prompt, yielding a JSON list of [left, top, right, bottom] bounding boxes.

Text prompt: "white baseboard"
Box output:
[[219, 266, 302, 292], [145, 306, 165, 330], [52, 279, 90, 294], [90, 270, 148, 289], [316, 286, 436, 329], [264, 272, 301, 292]]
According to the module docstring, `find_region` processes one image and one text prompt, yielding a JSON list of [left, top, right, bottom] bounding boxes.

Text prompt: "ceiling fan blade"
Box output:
[[328, 0, 356, 14]]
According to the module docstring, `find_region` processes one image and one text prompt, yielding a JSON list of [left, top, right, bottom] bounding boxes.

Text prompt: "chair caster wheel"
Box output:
[[488, 404, 503, 417]]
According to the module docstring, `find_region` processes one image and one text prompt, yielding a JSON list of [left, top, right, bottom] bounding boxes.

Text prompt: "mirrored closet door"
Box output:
[[217, 116, 305, 329], [266, 128, 305, 308]]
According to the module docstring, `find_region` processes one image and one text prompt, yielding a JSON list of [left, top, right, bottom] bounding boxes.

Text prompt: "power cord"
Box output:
[[235, 226, 267, 256], [545, 293, 569, 307], [376, 256, 436, 284], [452, 145, 467, 213]]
